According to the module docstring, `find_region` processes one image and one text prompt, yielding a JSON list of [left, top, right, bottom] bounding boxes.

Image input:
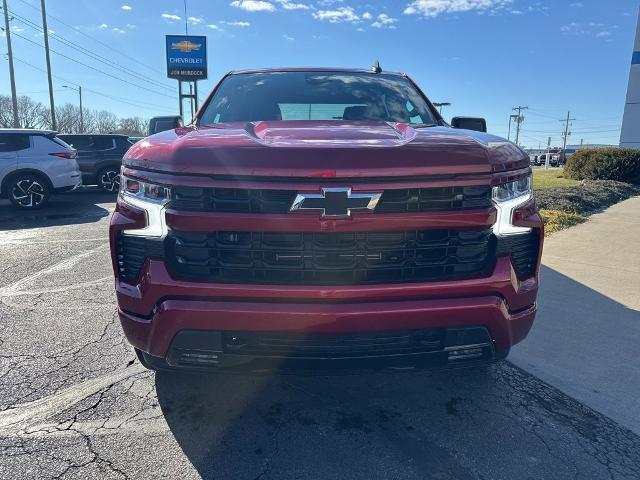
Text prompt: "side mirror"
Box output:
[[451, 117, 487, 133], [148, 116, 184, 136]]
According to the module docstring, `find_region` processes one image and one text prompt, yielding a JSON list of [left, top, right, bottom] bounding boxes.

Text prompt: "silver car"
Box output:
[[0, 129, 82, 209]]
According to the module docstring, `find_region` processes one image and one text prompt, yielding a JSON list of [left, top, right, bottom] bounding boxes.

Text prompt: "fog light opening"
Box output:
[[447, 346, 485, 361]]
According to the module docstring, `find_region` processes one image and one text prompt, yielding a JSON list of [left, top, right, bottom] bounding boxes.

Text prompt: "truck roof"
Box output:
[[228, 67, 407, 77]]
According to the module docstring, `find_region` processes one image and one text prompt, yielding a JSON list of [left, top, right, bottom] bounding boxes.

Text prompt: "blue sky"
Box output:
[[1, 0, 638, 147]]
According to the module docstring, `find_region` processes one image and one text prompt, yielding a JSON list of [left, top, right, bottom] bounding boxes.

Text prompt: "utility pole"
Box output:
[[560, 111, 576, 163], [508, 114, 519, 142], [63, 85, 83, 132], [2, 0, 20, 127], [512, 106, 528, 147], [40, 0, 56, 130]]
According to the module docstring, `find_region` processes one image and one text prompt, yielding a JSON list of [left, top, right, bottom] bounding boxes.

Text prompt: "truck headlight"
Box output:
[[119, 175, 171, 237], [492, 174, 532, 236]]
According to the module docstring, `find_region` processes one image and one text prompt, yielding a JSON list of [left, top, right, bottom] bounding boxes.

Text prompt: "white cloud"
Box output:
[[230, 0, 276, 12], [404, 0, 512, 17], [121, 5, 132, 11], [313, 6, 359, 23], [126, 23, 136, 29], [161, 13, 181, 21], [99, 23, 109, 28], [283, 34, 295, 40], [569, 2, 584, 7], [188, 16, 204, 24], [208, 24, 222, 30], [221, 20, 251, 27], [362, 12, 372, 19], [371, 13, 397, 29], [561, 21, 617, 38], [276, 0, 312, 9], [317, 0, 343, 5], [112, 27, 126, 33]]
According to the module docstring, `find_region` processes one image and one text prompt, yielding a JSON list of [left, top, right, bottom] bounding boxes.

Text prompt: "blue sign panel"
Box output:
[[165, 35, 207, 81], [633, 51, 640, 64]]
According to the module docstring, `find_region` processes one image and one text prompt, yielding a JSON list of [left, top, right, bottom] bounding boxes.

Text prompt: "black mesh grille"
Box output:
[[376, 186, 492, 212], [170, 186, 492, 213], [115, 234, 164, 281], [166, 229, 495, 285], [221, 329, 446, 358], [171, 187, 296, 213], [496, 232, 540, 278]]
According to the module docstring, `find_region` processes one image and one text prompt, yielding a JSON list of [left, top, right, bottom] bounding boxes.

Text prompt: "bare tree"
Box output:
[[53, 103, 81, 133], [0, 95, 49, 129], [95, 110, 118, 133], [0, 96, 14, 127], [1, 93, 151, 134], [116, 116, 147, 136]]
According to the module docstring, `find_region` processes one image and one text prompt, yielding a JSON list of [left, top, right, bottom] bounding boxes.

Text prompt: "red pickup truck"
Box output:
[[109, 68, 543, 373]]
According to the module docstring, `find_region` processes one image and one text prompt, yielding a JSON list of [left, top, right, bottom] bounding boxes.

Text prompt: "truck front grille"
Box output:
[[170, 186, 492, 214], [221, 329, 446, 358], [166, 229, 495, 285]]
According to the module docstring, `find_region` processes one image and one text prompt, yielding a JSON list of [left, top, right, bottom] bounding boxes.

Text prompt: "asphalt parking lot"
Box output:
[[1, 190, 640, 479]]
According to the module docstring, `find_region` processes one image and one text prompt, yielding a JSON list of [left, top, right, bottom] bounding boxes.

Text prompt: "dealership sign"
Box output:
[[165, 35, 207, 81]]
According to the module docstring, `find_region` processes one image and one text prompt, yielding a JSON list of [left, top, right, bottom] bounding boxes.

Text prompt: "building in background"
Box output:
[[620, 10, 640, 148]]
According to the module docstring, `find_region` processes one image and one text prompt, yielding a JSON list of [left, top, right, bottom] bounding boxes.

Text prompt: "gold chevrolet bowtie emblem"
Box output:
[[171, 40, 202, 53]]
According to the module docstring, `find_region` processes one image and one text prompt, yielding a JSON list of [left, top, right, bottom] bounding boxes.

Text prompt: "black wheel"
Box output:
[[97, 167, 120, 193], [135, 348, 173, 372], [7, 173, 51, 209]]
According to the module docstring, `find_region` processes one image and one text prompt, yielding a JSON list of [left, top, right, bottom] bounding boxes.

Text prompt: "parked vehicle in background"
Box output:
[[529, 154, 541, 166], [148, 116, 183, 136], [0, 129, 81, 209], [537, 153, 560, 167], [58, 134, 131, 192], [111, 67, 543, 373], [128, 137, 144, 145]]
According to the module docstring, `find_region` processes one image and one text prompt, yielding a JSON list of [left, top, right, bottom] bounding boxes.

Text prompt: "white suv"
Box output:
[[0, 129, 82, 209]]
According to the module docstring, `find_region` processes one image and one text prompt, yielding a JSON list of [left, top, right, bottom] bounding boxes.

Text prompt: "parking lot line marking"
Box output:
[[1, 276, 112, 297], [0, 364, 146, 435], [0, 243, 109, 297]]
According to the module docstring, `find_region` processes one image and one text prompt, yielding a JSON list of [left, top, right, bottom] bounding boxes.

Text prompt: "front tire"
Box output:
[[97, 167, 120, 193], [7, 174, 51, 209]]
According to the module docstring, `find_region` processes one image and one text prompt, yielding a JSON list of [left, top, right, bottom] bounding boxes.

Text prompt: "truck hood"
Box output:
[[124, 121, 529, 178]]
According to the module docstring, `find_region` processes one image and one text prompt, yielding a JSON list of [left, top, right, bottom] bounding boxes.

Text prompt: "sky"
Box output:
[[1, 0, 638, 148]]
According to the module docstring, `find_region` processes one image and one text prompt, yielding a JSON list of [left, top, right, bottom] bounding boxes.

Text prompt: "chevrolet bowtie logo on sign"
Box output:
[[171, 40, 202, 53], [165, 35, 207, 81], [290, 188, 382, 217]]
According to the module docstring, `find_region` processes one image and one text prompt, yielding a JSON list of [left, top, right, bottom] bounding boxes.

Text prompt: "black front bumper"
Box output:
[[149, 327, 503, 374]]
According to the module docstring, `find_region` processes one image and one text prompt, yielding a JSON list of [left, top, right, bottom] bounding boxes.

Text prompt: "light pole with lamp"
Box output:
[[63, 85, 83, 133]]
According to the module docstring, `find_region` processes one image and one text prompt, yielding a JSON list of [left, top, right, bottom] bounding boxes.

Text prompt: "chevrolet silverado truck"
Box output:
[[109, 68, 543, 373]]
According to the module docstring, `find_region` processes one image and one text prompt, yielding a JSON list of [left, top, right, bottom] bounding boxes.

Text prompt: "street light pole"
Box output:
[[2, 0, 20, 127], [63, 85, 83, 133]]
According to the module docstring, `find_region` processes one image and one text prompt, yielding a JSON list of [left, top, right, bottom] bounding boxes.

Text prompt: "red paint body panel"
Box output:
[[119, 297, 536, 357], [109, 68, 544, 368]]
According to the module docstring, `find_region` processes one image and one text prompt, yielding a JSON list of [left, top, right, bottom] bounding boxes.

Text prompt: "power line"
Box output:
[[14, 0, 166, 77], [10, 31, 176, 99], [7, 9, 175, 93], [11, 55, 175, 113]]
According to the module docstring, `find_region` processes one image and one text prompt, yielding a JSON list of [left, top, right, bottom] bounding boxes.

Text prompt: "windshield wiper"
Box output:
[[411, 123, 438, 128]]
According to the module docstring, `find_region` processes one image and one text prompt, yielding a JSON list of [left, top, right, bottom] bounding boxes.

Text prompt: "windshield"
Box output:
[[198, 71, 437, 126]]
